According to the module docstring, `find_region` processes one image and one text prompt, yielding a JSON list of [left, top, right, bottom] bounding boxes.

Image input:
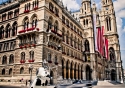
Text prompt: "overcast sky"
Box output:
[[63, 0, 125, 69]]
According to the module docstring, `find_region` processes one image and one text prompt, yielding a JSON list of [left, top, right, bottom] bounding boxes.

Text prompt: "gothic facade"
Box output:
[[0, 0, 123, 84]]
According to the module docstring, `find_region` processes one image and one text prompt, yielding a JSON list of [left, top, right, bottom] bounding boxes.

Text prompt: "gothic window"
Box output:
[[32, 16, 37, 27], [29, 51, 34, 60], [85, 3, 86, 10], [74, 37, 76, 48], [20, 67, 24, 74], [70, 34, 73, 46], [66, 19, 69, 27], [9, 68, 12, 75], [8, 11, 13, 19], [0, 27, 2, 39], [12, 22, 17, 36], [62, 28, 65, 41], [0, 44, 2, 51], [48, 53, 51, 61], [49, 2, 54, 12], [109, 47, 115, 61], [55, 56, 57, 63], [33, 0, 39, 8], [23, 17, 29, 30], [2, 69, 5, 75], [54, 21, 58, 32], [66, 31, 69, 44], [62, 15, 65, 23], [78, 39, 80, 50], [47, 16, 53, 31], [74, 26, 76, 32], [84, 39, 90, 51], [81, 40, 82, 51], [5, 24, 11, 38], [2, 13, 6, 21], [9, 54, 14, 64], [106, 17, 111, 31], [1, 26, 4, 39], [2, 55, 7, 64], [70, 23, 73, 29], [25, 3, 30, 11], [83, 19, 85, 26], [21, 52, 25, 60], [14, 9, 19, 17], [55, 7, 59, 16], [86, 19, 88, 26]]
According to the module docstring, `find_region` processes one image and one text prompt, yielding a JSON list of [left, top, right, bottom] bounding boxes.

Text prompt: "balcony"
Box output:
[[20, 60, 25, 63], [18, 27, 39, 35], [19, 41, 36, 49], [28, 59, 35, 62], [24, 10, 30, 13]]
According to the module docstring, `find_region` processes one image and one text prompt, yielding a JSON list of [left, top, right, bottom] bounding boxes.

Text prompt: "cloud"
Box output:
[[62, 0, 80, 11]]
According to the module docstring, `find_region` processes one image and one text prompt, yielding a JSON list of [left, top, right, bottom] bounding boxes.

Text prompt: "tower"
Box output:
[[100, 0, 123, 82], [80, 0, 97, 80]]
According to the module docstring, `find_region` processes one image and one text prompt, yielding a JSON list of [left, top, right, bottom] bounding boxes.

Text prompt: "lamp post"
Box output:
[[29, 64, 33, 85]]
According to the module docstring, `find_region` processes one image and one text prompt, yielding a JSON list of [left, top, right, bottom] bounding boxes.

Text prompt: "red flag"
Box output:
[[97, 27, 101, 53], [105, 38, 108, 59]]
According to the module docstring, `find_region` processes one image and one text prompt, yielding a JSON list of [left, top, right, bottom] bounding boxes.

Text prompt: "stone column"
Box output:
[[76, 70, 78, 80], [64, 67, 66, 79], [79, 69, 81, 80], [68, 68, 70, 79], [72, 69, 74, 80]]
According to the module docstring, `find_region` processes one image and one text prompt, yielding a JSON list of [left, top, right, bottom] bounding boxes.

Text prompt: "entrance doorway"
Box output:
[[111, 69, 116, 81], [86, 65, 91, 80], [50, 71, 53, 85]]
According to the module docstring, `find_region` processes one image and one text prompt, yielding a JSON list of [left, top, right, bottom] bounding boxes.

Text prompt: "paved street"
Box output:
[[0, 85, 27, 88]]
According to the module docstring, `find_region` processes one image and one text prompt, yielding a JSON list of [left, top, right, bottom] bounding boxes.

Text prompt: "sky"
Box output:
[[62, 0, 125, 69], [0, 0, 125, 69]]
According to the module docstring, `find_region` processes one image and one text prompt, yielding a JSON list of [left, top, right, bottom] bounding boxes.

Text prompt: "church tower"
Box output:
[[100, 0, 123, 82], [79, 0, 97, 80]]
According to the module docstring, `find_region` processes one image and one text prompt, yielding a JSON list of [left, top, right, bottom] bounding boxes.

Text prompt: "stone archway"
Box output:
[[111, 69, 116, 81], [86, 65, 91, 80]]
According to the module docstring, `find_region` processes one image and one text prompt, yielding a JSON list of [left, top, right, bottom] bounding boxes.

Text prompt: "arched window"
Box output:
[[86, 19, 88, 26], [9, 54, 14, 64], [49, 2, 54, 12], [74, 37, 76, 48], [106, 17, 111, 31], [9, 68, 12, 75], [70, 34, 73, 46], [20, 67, 24, 74], [32, 15, 37, 27], [48, 53, 51, 61], [62, 28, 65, 41], [109, 47, 115, 61], [0, 26, 3, 39], [23, 17, 29, 30], [12, 22, 17, 36], [2, 69, 5, 75], [55, 56, 57, 63], [84, 40, 90, 51], [47, 16, 53, 32], [29, 51, 34, 60], [33, 0, 39, 8], [21, 52, 25, 60], [2, 55, 7, 64], [5, 24, 11, 38], [66, 31, 69, 44], [54, 21, 58, 32]]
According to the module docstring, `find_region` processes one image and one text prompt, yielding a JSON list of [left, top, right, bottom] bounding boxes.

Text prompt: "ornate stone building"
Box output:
[[0, 0, 123, 84]]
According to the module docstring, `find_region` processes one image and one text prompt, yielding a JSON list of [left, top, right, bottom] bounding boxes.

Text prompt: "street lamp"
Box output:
[[29, 64, 33, 85]]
